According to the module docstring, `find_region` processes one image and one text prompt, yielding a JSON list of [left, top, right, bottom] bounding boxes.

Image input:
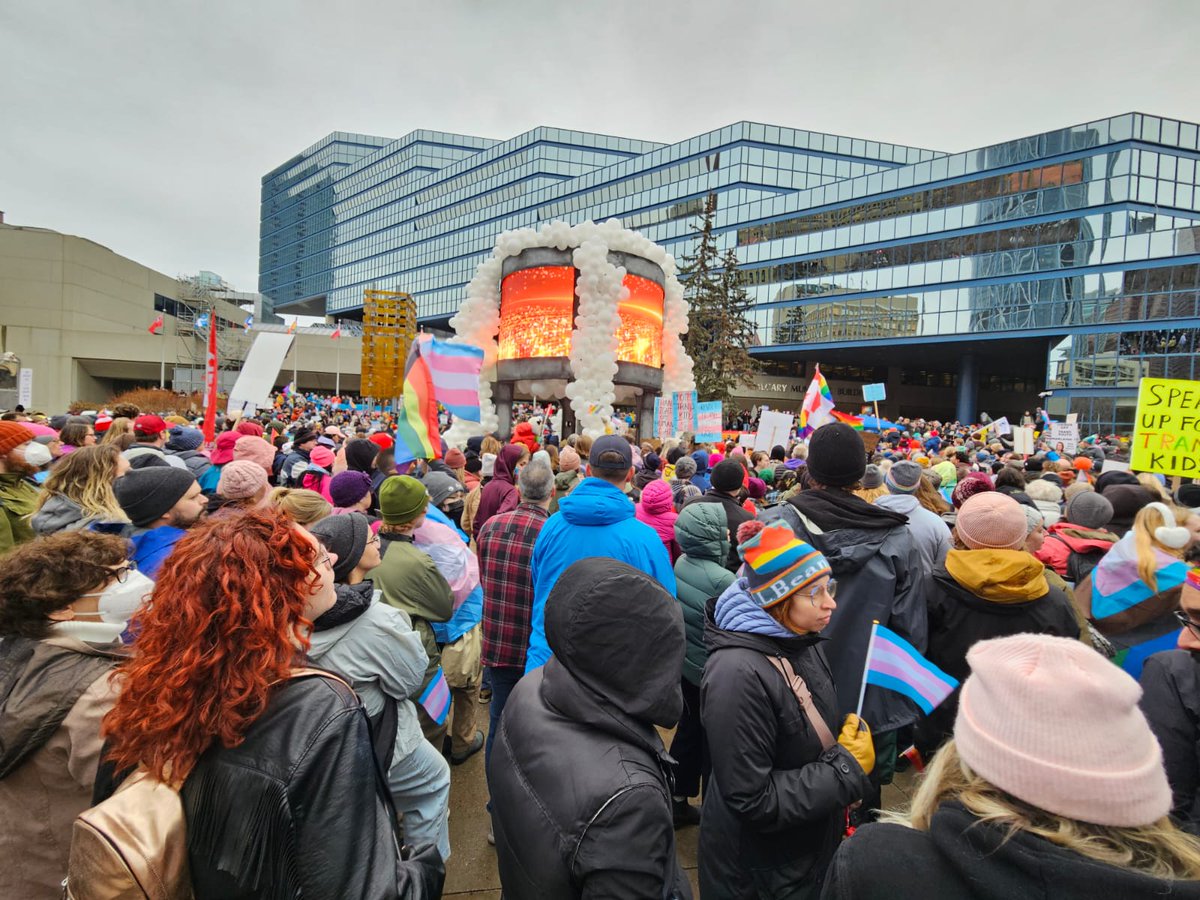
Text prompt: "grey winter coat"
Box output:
[[875, 493, 951, 600], [673, 503, 736, 686], [29, 494, 130, 538], [165, 448, 213, 481], [306, 585, 430, 761]]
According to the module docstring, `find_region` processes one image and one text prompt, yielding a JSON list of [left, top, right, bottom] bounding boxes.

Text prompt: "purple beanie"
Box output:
[[330, 470, 373, 509]]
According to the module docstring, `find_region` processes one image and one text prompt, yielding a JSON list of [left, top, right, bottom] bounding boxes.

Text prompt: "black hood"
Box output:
[[545, 557, 684, 728]]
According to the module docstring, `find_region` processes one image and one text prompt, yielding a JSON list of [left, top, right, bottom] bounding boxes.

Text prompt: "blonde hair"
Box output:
[[853, 485, 889, 504], [1132, 504, 1186, 593], [915, 475, 951, 514], [1137, 473, 1172, 502], [885, 741, 1200, 881], [36, 444, 128, 522], [269, 487, 331, 526], [574, 434, 593, 459], [480, 435, 503, 457], [101, 417, 133, 444]]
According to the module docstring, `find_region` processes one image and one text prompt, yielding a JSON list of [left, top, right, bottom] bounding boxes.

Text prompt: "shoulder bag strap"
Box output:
[[766, 655, 836, 751]]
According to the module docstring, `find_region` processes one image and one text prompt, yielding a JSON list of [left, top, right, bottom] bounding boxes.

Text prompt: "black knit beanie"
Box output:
[[710, 459, 745, 493], [113, 467, 197, 528], [806, 423, 867, 488], [309, 512, 370, 583]]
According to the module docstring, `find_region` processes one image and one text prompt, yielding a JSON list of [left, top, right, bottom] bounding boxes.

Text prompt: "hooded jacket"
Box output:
[[376, 534, 455, 695], [1140, 650, 1200, 834], [305, 584, 429, 763], [0, 632, 125, 899], [525, 478, 677, 673], [165, 447, 214, 482], [1035, 521, 1118, 578], [769, 490, 925, 733], [874, 492, 951, 597], [489, 559, 692, 900], [673, 502, 735, 686], [700, 584, 870, 899], [636, 479, 680, 563], [685, 489, 755, 572], [29, 494, 128, 537], [690, 450, 712, 492], [474, 444, 524, 537], [915, 549, 1080, 753], [130, 524, 188, 579], [823, 801, 1200, 900]]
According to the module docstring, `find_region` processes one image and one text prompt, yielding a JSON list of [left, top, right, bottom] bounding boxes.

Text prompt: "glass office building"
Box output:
[[261, 113, 1200, 433]]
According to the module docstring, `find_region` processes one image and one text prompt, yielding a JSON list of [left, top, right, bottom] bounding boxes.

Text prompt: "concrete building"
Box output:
[[0, 222, 360, 413]]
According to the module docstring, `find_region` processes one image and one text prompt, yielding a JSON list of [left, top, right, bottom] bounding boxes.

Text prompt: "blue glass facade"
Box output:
[[261, 113, 1200, 434]]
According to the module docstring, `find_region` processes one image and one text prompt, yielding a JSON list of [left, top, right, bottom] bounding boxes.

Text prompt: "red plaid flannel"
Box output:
[[478, 503, 549, 668]]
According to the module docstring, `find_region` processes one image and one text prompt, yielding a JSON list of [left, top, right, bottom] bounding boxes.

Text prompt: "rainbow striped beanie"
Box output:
[[738, 520, 831, 608]]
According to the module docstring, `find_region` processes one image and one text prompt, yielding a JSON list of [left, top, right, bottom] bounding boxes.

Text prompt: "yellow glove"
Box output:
[[837, 714, 874, 775]]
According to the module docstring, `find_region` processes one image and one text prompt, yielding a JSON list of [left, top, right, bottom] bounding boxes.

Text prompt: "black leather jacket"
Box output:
[[98, 673, 444, 900]]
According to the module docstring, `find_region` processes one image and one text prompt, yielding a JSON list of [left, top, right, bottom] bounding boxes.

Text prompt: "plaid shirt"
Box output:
[[478, 502, 550, 669]]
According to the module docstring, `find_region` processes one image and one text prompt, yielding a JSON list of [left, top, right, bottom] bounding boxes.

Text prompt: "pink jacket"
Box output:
[[636, 480, 681, 563]]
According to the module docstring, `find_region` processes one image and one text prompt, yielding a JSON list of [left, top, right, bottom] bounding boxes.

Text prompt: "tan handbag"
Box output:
[[766, 655, 836, 751]]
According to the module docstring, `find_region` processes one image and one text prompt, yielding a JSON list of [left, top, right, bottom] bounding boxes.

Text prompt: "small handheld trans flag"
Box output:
[[418, 667, 452, 726], [856, 622, 958, 717]]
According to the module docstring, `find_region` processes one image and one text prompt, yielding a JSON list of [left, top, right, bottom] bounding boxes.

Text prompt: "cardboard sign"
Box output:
[[755, 410, 795, 452], [1132, 377, 1200, 477], [653, 391, 699, 438], [1012, 426, 1036, 456], [1046, 422, 1079, 454], [862, 382, 887, 402], [17, 368, 32, 408], [1101, 459, 1131, 473], [738, 433, 756, 448], [992, 416, 1012, 436], [695, 401, 723, 443]]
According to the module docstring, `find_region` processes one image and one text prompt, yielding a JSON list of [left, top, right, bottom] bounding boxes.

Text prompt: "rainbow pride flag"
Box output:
[[395, 336, 442, 464], [862, 623, 957, 715], [831, 410, 865, 430], [418, 667, 451, 726], [424, 337, 484, 422], [799, 364, 836, 437]]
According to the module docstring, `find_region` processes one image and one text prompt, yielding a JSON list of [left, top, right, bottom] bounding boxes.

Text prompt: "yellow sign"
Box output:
[[1131, 377, 1200, 477]]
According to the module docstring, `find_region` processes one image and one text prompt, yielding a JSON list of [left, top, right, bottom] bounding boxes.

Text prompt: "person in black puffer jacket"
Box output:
[[701, 520, 872, 900], [489, 557, 692, 900]]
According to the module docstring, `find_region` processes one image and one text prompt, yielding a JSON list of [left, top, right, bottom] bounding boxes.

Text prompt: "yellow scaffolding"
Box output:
[[361, 290, 417, 401]]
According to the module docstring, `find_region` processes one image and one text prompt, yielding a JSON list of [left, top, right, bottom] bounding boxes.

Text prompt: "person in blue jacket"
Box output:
[[112, 467, 207, 578], [689, 449, 712, 492], [525, 436, 677, 674]]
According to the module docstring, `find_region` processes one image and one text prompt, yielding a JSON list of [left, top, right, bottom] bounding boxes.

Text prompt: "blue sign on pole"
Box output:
[[863, 383, 887, 402]]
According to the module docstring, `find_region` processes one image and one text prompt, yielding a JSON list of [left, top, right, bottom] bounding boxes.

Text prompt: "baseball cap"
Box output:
[[133, 414, 167, 436], [589, 435, 633, 473]]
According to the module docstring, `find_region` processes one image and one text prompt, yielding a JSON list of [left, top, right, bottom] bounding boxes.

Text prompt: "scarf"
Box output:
[[313, 580, 374, 631], [788, 488, 907, 531]]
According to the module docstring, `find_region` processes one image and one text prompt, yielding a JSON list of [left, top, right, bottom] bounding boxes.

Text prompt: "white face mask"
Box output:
[[77, 570, 156, 625], [24, 442, 53, 467]]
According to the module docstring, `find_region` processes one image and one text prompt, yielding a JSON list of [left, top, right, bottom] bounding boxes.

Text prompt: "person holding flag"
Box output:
[[700, 518, 873, 899]]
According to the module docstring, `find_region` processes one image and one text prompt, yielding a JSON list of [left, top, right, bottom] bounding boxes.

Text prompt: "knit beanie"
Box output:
[[329, 471, 372, 509], [559, 447, 581, 472], [379, 475, 429, 525], [424, 472, 465, 508], [1063, 481, 1095, 502], [747, 477, 767, 500], [951, 473, 995, 509], [114, 467, 197, 528], [211, 431, 241, 465], [955, 634, 1171, 827], [1064, 491, 1114, 530], [806, 423, 866, 487], [233, 436, 276, 475], [0, 422, 35, 455], [444, 448, 466, 469], [737, 520, 832, 608], [674, 483, 702, 508], [218, 460, 268, 501], [1025, 478, 1063, 504], [674, 455, 697, 479], [1073, 456, 1094, 471], [234, 420, 264, 437], [165, 426, 204, 452], [309, 512, 370, 583], [885, 460, 923, 494], [309, 446, 335, 470], [711, 459, 745, 493], [861, 465, 884, 490], [956, 492, 1028, 550], [644, 451, 661, 473]]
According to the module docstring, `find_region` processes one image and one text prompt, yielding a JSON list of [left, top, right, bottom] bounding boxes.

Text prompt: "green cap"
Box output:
[[379, 475, 429, 525]]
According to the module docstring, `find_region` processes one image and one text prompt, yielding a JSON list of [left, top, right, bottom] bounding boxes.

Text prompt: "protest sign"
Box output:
[[738, 433, 756, 448], [992, 416, 1012, 436], [653, 391, 699, 437], [862, 383, 887, 402], [1012, 426, 1036, 456], [1131, 377, 1200, 477], [695, 401, 723, 443], [1046, 422, 1079, 454], [755, 409, 795, 451], [1101, 459, 1131, 473]]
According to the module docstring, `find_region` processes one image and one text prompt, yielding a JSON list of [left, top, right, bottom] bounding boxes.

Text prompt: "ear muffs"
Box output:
[[1147, 502, 1191, 549]]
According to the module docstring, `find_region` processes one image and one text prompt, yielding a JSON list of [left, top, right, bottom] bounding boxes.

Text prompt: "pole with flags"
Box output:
[[288, 318, 299, 392], [149, 314, 166, 388]]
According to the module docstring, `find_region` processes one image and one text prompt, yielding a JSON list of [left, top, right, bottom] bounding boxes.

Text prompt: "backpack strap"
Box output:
[[766, 655, 836, 751]]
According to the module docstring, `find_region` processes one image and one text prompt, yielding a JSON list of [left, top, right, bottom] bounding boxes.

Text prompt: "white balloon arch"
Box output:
[[446, 219, 695, 441]]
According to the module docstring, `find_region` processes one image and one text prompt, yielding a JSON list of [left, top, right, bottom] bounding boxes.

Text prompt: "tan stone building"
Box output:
[[0, 223, 361, 413]]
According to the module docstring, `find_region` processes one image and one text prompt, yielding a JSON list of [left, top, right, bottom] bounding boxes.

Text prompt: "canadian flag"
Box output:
[[330, 324, 342, 340], [148, 314, 164, 334]]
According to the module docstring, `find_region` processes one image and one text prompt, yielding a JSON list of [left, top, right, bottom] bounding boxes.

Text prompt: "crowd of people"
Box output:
[[2, 396, 1200, 899]]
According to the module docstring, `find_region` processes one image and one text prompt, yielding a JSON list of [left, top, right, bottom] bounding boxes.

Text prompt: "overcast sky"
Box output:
[[2, 0, 1197, 294]]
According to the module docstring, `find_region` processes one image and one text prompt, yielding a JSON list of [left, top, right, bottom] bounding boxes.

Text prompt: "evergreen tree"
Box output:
[[680, 193, 758, 402]]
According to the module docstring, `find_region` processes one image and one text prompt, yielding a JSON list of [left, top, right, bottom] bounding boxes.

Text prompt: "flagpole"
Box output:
[[335, 323, 341, 397], [292, 319, 298, 391], [159, 320, 166, 389], [855, 620, 880, 720]]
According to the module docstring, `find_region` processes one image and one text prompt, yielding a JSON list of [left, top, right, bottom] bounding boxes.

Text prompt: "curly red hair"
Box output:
[[102, 509, 320, 782]]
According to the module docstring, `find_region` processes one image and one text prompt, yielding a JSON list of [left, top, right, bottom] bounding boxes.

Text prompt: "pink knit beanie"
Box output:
[[310, 446, 336, 469], [218, 460, 269, 501], [955, 491, 1027, 550], [558, 447, 581, 472], [233, 436, 276, 475], [955, 634, 1171, 827]]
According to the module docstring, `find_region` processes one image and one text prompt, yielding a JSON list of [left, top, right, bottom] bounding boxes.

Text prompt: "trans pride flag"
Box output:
[[422, 336, 485, 422], [799, 364, 835, 437], [394, 335, 485, 464], [418, 667, 452, 726], [860, 623, 958, 715]]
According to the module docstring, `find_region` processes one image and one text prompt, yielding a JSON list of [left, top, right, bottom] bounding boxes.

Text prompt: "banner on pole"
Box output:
[[1131, 377, 1200, 477], [695, 401, 723, 443], [201, 315, 219, 442], [862, 383, 887, 402]]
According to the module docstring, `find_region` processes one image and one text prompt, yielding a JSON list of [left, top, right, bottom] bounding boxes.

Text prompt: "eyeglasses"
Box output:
[[112, 562, 137, 583], [366, 535, 381, 547], [805, 578, 837, 607], [1174, 609, 1200, 638], [315, 553, 335, 570]]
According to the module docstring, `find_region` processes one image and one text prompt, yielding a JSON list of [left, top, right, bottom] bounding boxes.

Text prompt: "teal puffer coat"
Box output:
[[673, 502, 736, 685]]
